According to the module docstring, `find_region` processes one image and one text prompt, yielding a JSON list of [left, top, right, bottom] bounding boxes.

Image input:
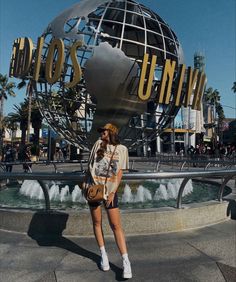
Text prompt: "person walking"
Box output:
[[82, 123, 132, 279], [22, 145, 32, 172], [3, 145, 15, 172]]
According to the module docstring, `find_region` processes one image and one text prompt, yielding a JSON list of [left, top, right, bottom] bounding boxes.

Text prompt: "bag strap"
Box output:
[[88, 140, 100, 167], [104, 145, 117, 185]]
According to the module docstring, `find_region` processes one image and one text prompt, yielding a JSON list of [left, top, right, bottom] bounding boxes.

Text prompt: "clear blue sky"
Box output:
[[0, 0, 235, 117]]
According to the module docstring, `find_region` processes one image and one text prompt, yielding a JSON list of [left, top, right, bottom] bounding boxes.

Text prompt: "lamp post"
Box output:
[[47, 127, 52, 161], [170, 115, 175, 154]]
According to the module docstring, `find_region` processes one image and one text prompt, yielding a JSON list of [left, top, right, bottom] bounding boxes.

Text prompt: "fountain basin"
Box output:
[[0, 179, 230, 210], [0, 201, 230, 236]]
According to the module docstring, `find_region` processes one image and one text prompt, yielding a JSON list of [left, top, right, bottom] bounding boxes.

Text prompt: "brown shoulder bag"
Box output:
[[85, 146, 117, 203]]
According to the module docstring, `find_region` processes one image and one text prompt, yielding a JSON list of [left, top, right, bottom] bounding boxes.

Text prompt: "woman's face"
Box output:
[[101, 130, 110, 142]]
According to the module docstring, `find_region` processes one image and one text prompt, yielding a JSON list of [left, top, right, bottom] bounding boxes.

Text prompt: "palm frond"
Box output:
[[17, 80, 27, 89]]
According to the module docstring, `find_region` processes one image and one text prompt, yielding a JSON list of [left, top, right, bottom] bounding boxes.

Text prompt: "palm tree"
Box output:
[[0, 74, 16, 151], [11, 101, 28, 146], [204, 87, 224, 148], [215, 103, 225, 143], [216, 104, 225, 120], [205, 87, 221, 123], [9, 99, 42, 156], [232, 82, 236, 118], [205, 87, 220, 107], [17, 79, 34, 144], [232, 82, 236, 92], [3, 116, 18, 144]]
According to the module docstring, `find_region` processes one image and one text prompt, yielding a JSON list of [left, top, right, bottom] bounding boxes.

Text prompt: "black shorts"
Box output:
[[88, 192, 118, 209]]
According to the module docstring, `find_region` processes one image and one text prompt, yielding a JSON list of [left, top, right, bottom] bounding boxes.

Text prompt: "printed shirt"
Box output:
[[88, 140, 129, 194]]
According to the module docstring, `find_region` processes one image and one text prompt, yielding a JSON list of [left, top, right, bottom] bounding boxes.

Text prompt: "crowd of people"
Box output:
[[1, 141, 236, 173], [1, 144, 34, 173], [1, 142, 70, 173], [184, 143, 236, 159]]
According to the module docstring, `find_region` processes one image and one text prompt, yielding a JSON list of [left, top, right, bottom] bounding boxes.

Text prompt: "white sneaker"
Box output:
[[123, 259, 132, 279], [100, 253, 110, 271]]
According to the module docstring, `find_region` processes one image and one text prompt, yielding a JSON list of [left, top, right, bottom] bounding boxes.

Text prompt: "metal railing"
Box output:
[[0, 160, 88, 174], [1, 156, 236, 174], [0, 168, 235, 211]]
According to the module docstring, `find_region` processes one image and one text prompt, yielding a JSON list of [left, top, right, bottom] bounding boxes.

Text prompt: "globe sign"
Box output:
[[36, 0, 183, 150]]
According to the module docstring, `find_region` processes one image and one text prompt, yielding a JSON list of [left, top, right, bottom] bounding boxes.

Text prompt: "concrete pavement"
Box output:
[[0, 219, 235, 282]]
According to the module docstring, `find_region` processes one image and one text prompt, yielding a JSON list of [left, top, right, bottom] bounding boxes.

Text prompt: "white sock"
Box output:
[[122, 253, 129, 262], [100, 246, 107, 255]]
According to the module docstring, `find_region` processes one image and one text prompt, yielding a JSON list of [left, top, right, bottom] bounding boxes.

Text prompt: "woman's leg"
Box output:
[[107, 207, 132, 278], [90, 205, 105, 247], [106, 207, 127, 255], [90, 205, 110, 271]]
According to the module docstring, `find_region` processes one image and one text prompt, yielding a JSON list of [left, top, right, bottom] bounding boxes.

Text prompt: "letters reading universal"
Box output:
[[9, 37, 207, 111]]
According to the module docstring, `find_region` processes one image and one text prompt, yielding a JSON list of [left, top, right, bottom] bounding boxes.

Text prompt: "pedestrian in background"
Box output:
[[3, 145, 15, 172]]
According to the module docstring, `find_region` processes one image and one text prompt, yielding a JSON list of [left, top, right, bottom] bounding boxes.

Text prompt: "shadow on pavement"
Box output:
[[226, 200, 236, 220], [27, 211, 125, 281]]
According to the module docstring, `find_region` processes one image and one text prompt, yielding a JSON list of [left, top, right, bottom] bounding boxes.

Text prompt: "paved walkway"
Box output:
[[0, 219, 236, 282]]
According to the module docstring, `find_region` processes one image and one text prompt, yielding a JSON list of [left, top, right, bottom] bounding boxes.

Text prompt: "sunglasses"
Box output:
[[101, 130, 108, 135]]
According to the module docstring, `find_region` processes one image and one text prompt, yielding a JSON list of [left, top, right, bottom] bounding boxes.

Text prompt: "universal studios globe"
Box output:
[[35, 0, 184, 150]]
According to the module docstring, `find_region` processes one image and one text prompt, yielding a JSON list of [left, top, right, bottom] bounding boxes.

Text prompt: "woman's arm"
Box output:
[[80, 140, 100, 190], [105, 169, 123, 207], [115, 169, 123, 191]]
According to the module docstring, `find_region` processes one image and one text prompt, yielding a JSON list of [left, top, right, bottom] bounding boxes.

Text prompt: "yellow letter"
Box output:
[[138, 53, 157, 101], [9, 37, 33, 78], [33, 37, 44, 81], [184, 67, 198, 107], [45, 38, 65, 84], [65, 41, 83, 88], [158, 59, 176, 104], [174, 64, 186, 106], [192, 73, 207, 110]]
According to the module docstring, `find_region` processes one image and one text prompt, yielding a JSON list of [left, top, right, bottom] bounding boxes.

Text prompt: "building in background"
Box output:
[[181, 52, 206, 149], [160, 52, 206, 154]]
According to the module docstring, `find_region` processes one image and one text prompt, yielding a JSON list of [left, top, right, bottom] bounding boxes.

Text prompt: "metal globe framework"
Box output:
[[34, 0, 184, 150]]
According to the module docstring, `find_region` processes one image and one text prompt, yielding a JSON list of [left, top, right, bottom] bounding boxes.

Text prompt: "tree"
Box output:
[[0, 74, 16, 151], [232, 82, 236, 118], [205, 87, 220, 107], [215, 103, 225, 143], [204, 87, 225, 147], [3, 115, 18, 144], [9, 99, 43, 156], [10, 101, 28, 146], [17, 79, 34, 144], [205, 87, 221, 122]]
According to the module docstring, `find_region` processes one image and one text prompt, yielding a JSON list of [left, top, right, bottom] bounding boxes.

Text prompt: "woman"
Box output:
[[22, 145, 32, 173], [3, 145, 15, 172], [83, 123, 132, 279]]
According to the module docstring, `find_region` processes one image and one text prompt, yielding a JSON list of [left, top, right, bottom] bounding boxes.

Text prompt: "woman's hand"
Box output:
[[105, 192, 115, 208], [78, 182, 86, 190]]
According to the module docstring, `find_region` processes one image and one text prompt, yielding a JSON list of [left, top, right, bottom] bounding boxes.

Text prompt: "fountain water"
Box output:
[[71, 185, 87, 203], [20, 180, 44, 200], [20, 181, 89, 204], [48, 183, 60, 201], [18, 178, 194, 207]]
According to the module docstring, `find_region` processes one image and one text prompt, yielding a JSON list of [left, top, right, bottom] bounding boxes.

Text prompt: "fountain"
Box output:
[[18, 179, 193, 205], [1, 178, 216, 210], [0, 174, 232, 236]]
